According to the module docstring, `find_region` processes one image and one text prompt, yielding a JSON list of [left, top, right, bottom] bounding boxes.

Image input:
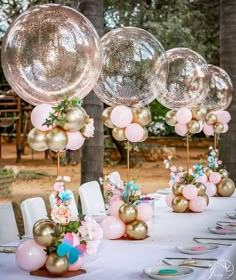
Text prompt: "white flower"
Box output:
[[82, 118, 94, 138]]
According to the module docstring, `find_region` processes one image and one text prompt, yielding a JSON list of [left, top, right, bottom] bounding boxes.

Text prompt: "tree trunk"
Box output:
[[219, 0, 236, 181], [78, 0, 104, 183]]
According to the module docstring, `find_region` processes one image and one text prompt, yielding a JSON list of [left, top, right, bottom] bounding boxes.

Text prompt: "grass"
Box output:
[[16, 170, 53, 180]]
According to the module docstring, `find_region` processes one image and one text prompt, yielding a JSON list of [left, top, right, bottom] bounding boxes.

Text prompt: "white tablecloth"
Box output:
[[1, 194, 236, 280]]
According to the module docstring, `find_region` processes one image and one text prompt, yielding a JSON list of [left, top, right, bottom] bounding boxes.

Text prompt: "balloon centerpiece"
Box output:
[[100, 172, 154, 240], [164, 157, 209, 213], [16, 176, 103, 276]]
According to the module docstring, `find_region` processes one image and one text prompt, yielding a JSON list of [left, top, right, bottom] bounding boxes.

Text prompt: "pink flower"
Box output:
[[82, 118, 94, 138], [170, 166, 177, 172], [54, 182, 64, 192], [103, 182, 112, 191], [79, 217, 103, 241], [86, 240, 101, 255], [51, 205, 71, 224], [55, 198, 62, 206]]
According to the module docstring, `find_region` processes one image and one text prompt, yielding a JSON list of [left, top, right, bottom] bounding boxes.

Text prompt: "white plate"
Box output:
[[157, 189, 171, 195], [176, 243, 219, 255], [217, 221, 236, 228], [227, 212, 236, 219], [208, 226, 236, 235], [143, 265, 193, 279]]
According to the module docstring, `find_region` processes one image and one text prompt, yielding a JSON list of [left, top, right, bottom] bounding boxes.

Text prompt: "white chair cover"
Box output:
[[49, 190, 78, 219], [0, 203, 19, 244], [79, 180, 106, 216], [20, 197, 48, 236]]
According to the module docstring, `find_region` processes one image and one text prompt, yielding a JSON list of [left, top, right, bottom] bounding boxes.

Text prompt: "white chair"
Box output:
[[0, 203, 19, 244], [49, 190, 79, 219], [21, 197, 48, 236], [79, 180, 106, 217]]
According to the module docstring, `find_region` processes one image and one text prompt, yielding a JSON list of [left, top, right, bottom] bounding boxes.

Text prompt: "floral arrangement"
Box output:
[[15, 176, 103, 276], [164, 157, 209, 213]]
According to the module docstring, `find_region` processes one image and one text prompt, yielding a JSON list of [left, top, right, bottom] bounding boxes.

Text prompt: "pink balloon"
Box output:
[[108, 200, 124, 217], [109, 194, 122, 205], [101, 216, 125, 239], [66, 131, 85, 150], [137, 203, 154, 221], [16, 240, 47, 271], [176, 108, 192, 124], [68, 255, 85, 271], [222, 123, 229, 133], [203, 123, 214, 136], [189, 196, 207, 212], [165, 193, 175, 207], [205, 182, 217, 197], [110, 105, 133, 128], [183, 184, 198, 200], [31, 104, 54, 131], [195, 174, 208, 183], [175, 123, 188, 136], [216, 110, 231, 124], [125, 123, 144, 142], [209, 172, 222, 184]]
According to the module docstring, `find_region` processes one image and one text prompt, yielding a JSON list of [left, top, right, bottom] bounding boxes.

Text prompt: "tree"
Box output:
[[219, 0, 236, 182]]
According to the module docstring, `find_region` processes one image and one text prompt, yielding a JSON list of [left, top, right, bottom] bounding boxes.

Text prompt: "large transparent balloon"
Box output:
[[93, 27, 168, 107], [157, 48, 209, 109], [1, 4, 102, 105], [203, 65, 233, 111]]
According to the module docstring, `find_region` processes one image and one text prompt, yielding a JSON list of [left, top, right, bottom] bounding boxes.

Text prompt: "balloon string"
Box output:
[[127, 141, 130, 202], [57, 152, 60, 177], [186, 134, 190, 184], [214, 133, 217, 150]]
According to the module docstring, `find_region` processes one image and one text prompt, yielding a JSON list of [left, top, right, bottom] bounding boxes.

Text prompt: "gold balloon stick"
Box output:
[[127, 141, 130, 201], [57, 152, 60, 176], [186, 133, 190, 183], [214, 133, 217, 150]]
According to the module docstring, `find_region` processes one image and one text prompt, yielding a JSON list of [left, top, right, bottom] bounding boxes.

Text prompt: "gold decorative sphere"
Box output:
[[187, 120, 201, 134], [63, 107, 87, 131], [112, 127, 126, 141], [140, 127, 148, 142], [191, 106, 207, 121], [126, 220, 148, 240], [218, 169, 229, 179], [205, 112, 217, 125], [33, 219, 55, 247], [195, 182, 206, 196], [46, 127, 68, 152], [165, 109, 177, 126], [27, 128, 48, 151], [214, 122, 224, 134], [172, 183, 185, 196], [102, 107, 114, 128], [132, 107, 152, 126], [45, 252, 68, 276], [201, 193, 209, 206], [217, 178, 235, 197], [119, 203, 137, 224], [204, 167, 213, 178], [172, 196, 189, 213]]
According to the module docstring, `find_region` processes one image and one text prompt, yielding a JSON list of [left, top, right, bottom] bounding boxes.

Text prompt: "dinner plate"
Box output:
[[208, 226, 236, 235], [157, 188, 171, 195], [176, 243, 219, 255], [216, 221, 236, 228], [143, 265, 193, 279], [226, 212, 236, 219]]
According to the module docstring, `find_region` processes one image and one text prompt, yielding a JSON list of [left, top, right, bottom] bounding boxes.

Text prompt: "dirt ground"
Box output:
[[0, 139, 210, 235]]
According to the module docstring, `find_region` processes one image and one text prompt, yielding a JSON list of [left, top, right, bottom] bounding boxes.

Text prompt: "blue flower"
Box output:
[[59, 190, 72, 202]]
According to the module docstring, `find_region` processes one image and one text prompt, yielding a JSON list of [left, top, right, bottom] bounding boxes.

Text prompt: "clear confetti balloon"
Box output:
[[202, 65, 233, 111], [1, 4, 102, 105], [93, 27, 168, 107], [157, 48, 209, 109]]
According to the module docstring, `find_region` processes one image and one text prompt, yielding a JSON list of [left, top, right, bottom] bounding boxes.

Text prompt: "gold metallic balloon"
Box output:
[[204, 167, 213, 178], [63, 107, 87, 131], [139, 127, 148, 142], [172, 196, 189, 213], [205, 112, 217, 125], [1, 4, 102, 106], [172, 183, 185, 196], [165, 109, 177, 126], [219, 169, 229, 179], [195, 182, 206, 196], [126, 220, 148, 240], [102, 107, 115, 128], [187, 120, 201, 134], [214, 122, 224, 133], [217, 178, 235, 197], [119, 203, 137, 224], [33, 219, 55, 247], [132, 107, 152, 126], [27, 128, 48, 151], [45, 252, 69, 276], [46, 127, 68, 152], [201, 193, 209, 205], [112, 127, 127, 141], [191, 106, 207, 121]]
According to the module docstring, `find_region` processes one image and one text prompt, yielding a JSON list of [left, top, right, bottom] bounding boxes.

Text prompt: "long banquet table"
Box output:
[[1, 193, 236, 280]]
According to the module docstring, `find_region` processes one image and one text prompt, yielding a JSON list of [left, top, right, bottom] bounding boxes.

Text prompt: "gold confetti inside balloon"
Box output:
[[203, 65, 233, 111], [45, 253, 69, 276], [157, 48, 209, 109], [33, 219, 55, 247], [1, 4, 102, 106], [126, 220, 148, 240], [93, 27, 167, 107]]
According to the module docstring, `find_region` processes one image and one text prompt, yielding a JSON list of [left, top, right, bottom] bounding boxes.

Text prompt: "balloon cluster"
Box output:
[[102, 105, 151, 142], [166, 182, 208, 213], [102, 201, 153, 240], [203, 110, 231, 136], [165, 106, 207, 136], [28, 98, 94, 152]]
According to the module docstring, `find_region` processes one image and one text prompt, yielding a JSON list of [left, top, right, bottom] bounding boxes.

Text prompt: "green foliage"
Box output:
[[16, 170, 52, 180], [0, 168, 14, 177]]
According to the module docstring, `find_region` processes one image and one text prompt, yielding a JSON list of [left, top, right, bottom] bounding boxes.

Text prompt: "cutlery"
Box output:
[[193, 237, 236, 246], [162, 258, 217, 269], [164, 257, 218, 261], [0, 246, 17, 253]]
